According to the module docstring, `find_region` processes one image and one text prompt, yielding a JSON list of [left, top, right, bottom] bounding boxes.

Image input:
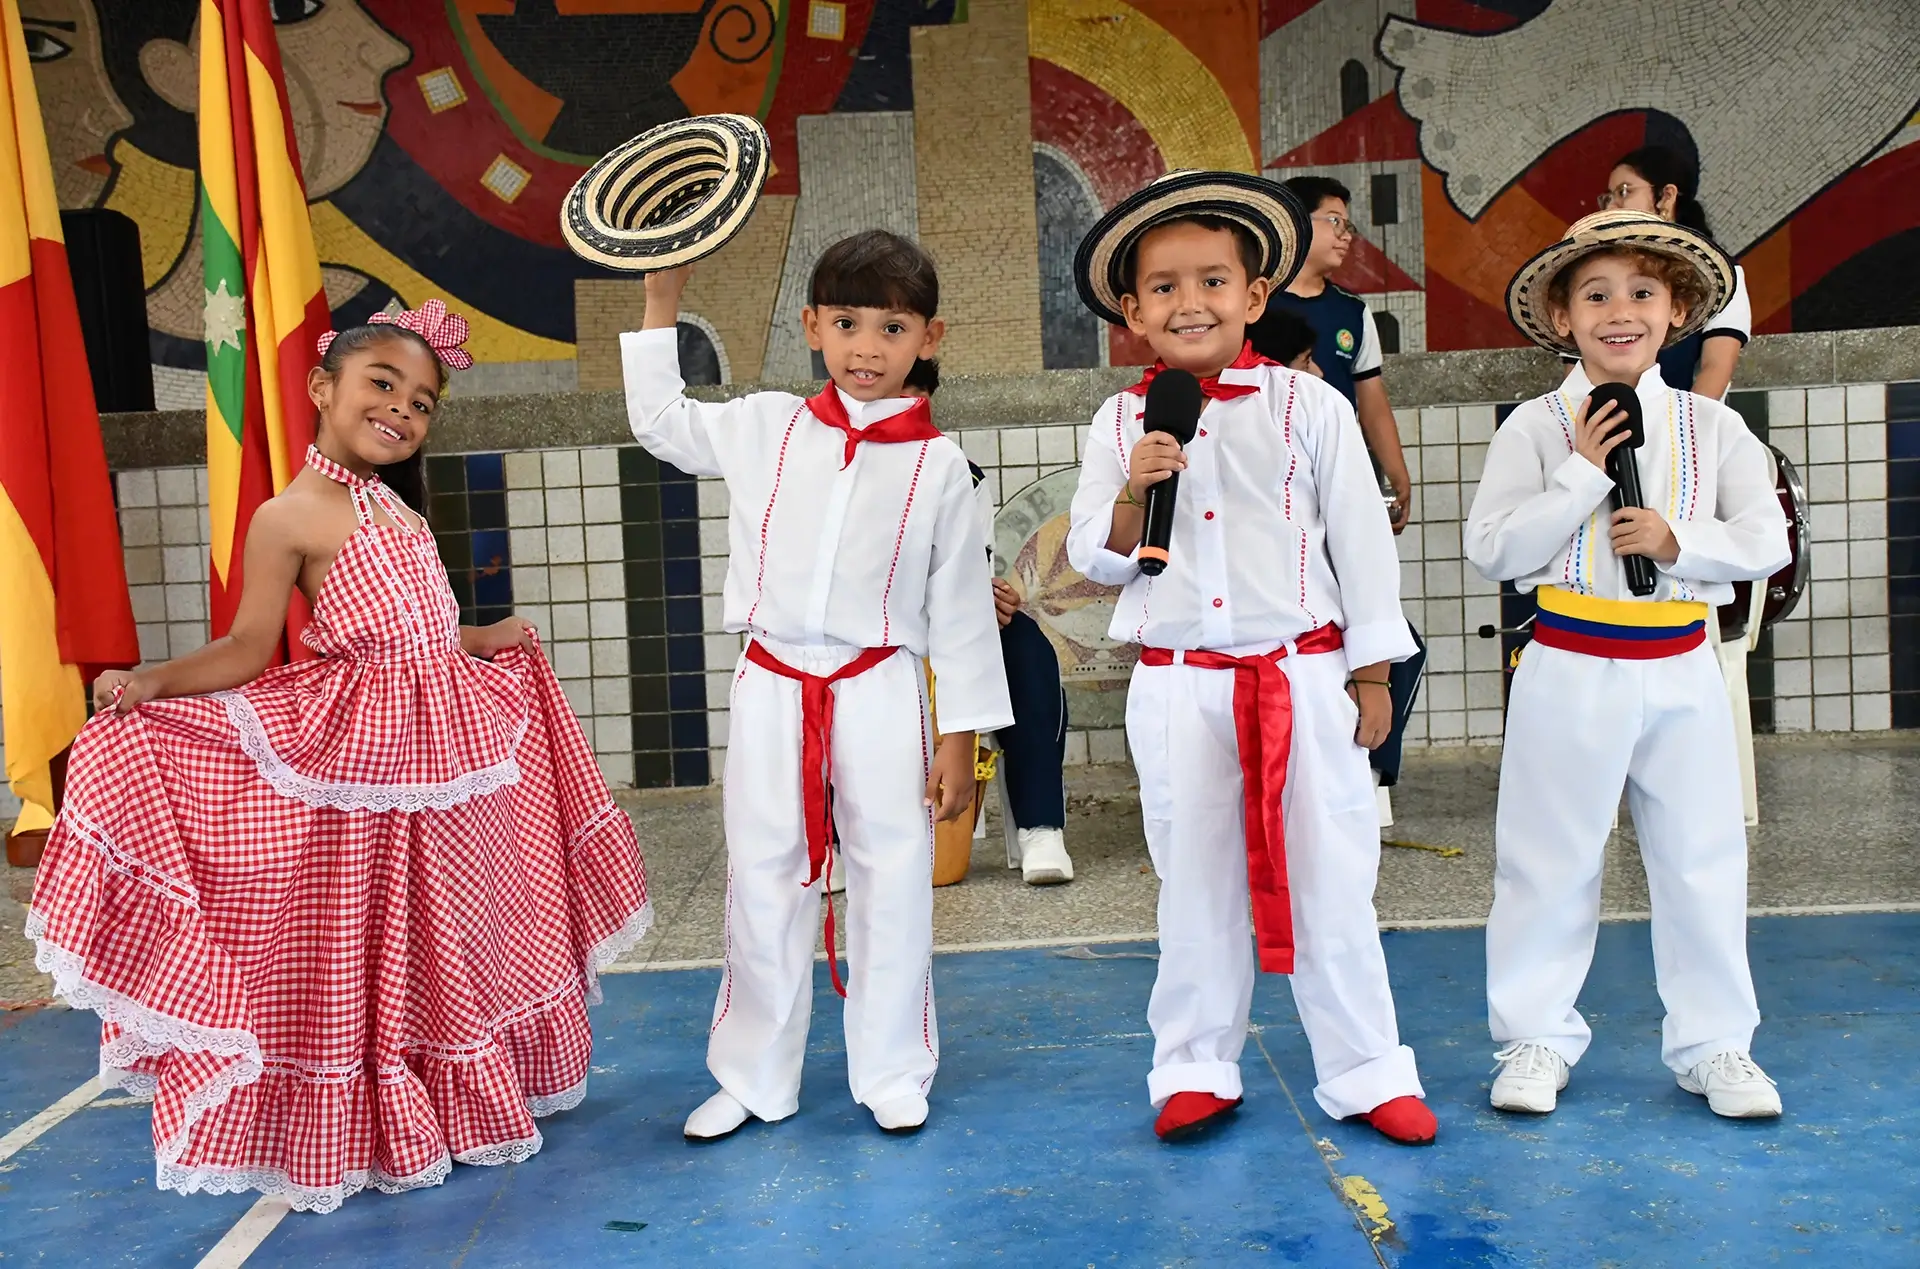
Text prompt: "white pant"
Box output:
[[1127, 647, 1422, 1119], [1488, 642, 1759, 1074], [710, 640, 938, 1119]]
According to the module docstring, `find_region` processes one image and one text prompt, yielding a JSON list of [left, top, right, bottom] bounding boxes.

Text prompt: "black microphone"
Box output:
[[1137, 369, 1204, 577], [1587, 382, 1656, 597]]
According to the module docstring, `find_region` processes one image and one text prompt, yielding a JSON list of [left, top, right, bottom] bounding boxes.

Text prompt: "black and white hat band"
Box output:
[[1505, 209, 1736, 356]]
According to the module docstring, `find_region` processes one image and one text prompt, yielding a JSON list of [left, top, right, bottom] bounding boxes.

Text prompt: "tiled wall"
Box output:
[[7, 378, 1904, 810]]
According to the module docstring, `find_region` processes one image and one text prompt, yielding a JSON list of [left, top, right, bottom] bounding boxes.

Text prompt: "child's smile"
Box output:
[[1120, 220, 1270, 378]]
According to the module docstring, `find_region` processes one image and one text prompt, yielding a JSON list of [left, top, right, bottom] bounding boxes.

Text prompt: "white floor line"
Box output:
[[602, 904, 1920, 973], [194, 1198, 293, 1269], [0, 1077, 102, 1164]]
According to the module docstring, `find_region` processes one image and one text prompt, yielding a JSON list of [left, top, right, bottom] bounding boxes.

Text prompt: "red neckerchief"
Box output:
[[1124, 342, 1274, 401], [807, 385, 941, 468]]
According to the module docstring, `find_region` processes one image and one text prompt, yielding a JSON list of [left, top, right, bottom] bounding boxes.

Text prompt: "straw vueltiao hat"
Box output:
[[1506, 208, 1735, 356], [561, 113, 770, 273], [1074, 170, 1311, 327]]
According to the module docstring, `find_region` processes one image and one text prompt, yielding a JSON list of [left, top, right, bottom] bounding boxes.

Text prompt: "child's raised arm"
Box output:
[[620, 266, 774, 479], [95, 500, 305, 713]]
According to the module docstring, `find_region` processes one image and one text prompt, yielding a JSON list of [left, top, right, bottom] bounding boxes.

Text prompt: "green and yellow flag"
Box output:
[[199, 0, 330, 652], [0, 0, 137, 830]]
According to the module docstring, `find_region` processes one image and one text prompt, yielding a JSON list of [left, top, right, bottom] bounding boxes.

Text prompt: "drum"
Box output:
[[1717, 444, 1810, 641]]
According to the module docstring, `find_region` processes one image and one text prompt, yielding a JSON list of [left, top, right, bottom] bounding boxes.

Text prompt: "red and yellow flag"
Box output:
[[199, 0, 331, 655], [0, 0, 138, 829]]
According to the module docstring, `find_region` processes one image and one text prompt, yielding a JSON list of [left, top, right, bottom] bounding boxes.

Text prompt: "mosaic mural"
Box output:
[[26, 0, 1920, 397]]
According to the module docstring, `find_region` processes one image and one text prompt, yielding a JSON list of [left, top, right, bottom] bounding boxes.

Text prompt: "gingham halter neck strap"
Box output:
[[305, 444, 376, 488]]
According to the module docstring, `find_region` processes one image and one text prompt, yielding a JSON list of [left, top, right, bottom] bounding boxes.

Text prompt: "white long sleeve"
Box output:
[[1066, 363, 1415, 669], [619, 328, 1013, 733], [1464, 362, 1788, 604]]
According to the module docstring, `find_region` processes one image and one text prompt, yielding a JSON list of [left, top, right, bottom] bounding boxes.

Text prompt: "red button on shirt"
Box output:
[[1199, 429, 1209, 438], [1212, 598, 1224, 608], [1204, 511, 1215, 521]]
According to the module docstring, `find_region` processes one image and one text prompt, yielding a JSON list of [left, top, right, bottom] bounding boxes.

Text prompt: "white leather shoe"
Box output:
[[871, 1093, 929, 1133], [683, 1089, 752, 1141], [1019, 827, 1073, 885], [1489, 1042, 1570, 1114]]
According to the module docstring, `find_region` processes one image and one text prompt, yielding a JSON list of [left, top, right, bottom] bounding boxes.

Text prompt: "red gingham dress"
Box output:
[[25, 450, 652, 1214]]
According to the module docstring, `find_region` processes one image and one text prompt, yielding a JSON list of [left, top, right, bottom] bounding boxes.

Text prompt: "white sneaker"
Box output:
[[1490, 1042, 1570, 1114], [1019, 827, 1073, 885], [1678, 1051, 1782, 1118], [684, 1089, 752, 1141], [871, 1093, 929, 1134], [827, 848, 846, 893]]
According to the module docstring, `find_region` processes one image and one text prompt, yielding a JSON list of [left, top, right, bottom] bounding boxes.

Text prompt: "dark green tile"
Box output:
[[436, 531, 473, 574], [627, 598, 666, 637], [622, 481, 662, 524], [426, 454, 466, 492], [623, 520, 663, 563], [625, 557, 665, 600], [633, 752, 673, 788], [630, 673, 670, 714], [618, 445, 659, 486], [633, 713, 672, 751], [430, 492, 469, 532], [629, 637, 667, 676]]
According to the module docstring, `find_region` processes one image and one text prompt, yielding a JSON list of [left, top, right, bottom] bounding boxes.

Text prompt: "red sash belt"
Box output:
[[744, 639, 897, 997], [1138, 623, 1346, 976]]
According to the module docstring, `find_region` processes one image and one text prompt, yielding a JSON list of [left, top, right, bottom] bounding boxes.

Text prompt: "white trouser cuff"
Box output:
[[1147, 1060, 1245, 1109], [1312, 1043, 1423, 1119]]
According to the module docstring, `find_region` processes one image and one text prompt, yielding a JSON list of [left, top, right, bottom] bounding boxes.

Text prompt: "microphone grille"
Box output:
[[1589, 382, 1646, 450], [1144, 369, 1204, 445]]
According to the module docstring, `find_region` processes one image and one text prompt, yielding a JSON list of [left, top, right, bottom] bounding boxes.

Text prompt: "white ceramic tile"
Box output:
[[1399, 560, 1423, 600], [1849, 539, 1887, 579], [155, 468, 197, 505], [598, 753, 634, 787], [585, 524, 623, 563], [1813, 695, 1851, 731], [998, 427, 1038, 465], [698, 479, 729, 517], [1420, 484, 1461, 520], [1849, 616, 1889, 656], [1811, 656, 1850, 695], [504, 452, 544, 489], [1466, 671, 1504, 710], [124, 546, 162, 585], [1810, 618, 1850, 657], [506, 490, 546, 526], [549, 564, 589, 602], [1845, 385, 1886, 423], [580, 447, 621, 486], [1851, 654, 1890, 694], [1457, 405, 1496, 444], [116, 470, 158, 507], [1805, 386, 1846, 427], [552, 640, 591, 678], [588, 562, 624, 600], [166, 621, 204, 657], [1419, 407, 1457, 445], [1428, 710, 1465, 741], [1806, 426, 1847, 465], [1770, 617, 1809, 658], [1848, 577, 1887, 617], [1769, 426, 1806, 464], [704, 633, 742, 665], [1810, 542, 1848, 582], [592, 675, 631, 715], [1810, 579, 1848, 618], [1848, 500, 1887, 539], [545, 487, 585, 526], [1847, 461, 1886, 501], [582, 486, 623, 524], [162, 545, 204, 584], [1805, 464, 1846, 504], [1421, 445, 1459, 483], [1467, 708, 1504, 739], [128, 584, 165, 624], [542, 449, 582, 487], [508, 527, 547, 565], [707, 670, 736, 709], [589, 600, 626, 639], [1425, 633, 1464, 674], [1766, 389, 1806, 429], [1037, 426, 1077, 466], [164, 584, 205, 622], [1393, 408, 1420, 447], [708, 714, 729, 749], [1852, 693, 1891, 731], [1459, 443, 1487, 482], [560, 679, 593, 718], [699, 519, 729, 556], [1772, 658, 1810, 697], [136, 623, 168, 663], [119, 508, 159, 548], [159, 507, 200, 546], [550, 602, 591, 641], [1774, 696, 1812, 732], [1424, 673, 1465, 712], [701, 557, 729, 592]]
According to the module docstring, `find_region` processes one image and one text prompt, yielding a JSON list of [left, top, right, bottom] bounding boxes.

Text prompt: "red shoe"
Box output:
[[1361, 1095, 1437, 1145], [1154, 1091, 1242, 1141]]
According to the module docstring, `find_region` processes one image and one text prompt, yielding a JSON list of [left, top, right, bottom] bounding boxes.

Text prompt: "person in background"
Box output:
[[1598, 146, 1751, 400], [903, 359, 1075, 884], [1250, 175, 1412, 534], [1249, 176, 1424, 838]]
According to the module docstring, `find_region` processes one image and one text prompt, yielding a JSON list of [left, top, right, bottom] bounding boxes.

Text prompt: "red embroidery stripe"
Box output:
[[879, 442, 930, 646], [745, 405, 805, 631]]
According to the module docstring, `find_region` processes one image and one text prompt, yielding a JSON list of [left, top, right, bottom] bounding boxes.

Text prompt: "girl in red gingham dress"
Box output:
[[24, 302, 652, 1214]]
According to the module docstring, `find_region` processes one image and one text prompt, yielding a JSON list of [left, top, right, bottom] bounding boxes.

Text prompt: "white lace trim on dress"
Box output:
[[60, 810, 201, 910], [216, 690, 527, 812]]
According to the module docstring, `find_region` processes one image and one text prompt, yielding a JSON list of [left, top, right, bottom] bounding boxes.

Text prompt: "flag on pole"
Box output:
[[0, 0, 138, 830], [199, 0, 331, 655]]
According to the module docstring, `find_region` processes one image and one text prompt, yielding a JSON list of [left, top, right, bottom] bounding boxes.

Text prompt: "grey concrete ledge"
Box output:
[[103, 326, 1919, 470]]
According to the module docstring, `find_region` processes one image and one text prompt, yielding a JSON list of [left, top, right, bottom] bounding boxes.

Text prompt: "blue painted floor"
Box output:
[[2, 914, 1915, 1267]]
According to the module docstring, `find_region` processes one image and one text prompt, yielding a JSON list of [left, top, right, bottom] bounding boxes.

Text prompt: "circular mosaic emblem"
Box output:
[[992, 469, 1139, 682], [1336, 327, 1356, 354]]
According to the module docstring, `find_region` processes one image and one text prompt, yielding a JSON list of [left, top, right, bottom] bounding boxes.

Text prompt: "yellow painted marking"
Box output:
[[1340, 1174, 1395, 1242], [1383, 839, 1465, 859]]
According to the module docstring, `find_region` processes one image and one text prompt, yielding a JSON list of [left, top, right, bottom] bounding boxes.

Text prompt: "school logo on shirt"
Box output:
[[1336, 328, 1356, 355]]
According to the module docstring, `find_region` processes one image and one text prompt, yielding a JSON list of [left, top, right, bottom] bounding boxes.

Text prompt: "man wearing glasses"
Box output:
[[1248, 175, 1423, 840]]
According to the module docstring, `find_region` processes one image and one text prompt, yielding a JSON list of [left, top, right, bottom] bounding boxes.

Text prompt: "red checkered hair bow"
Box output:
[[316, 298, 475, 370]]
